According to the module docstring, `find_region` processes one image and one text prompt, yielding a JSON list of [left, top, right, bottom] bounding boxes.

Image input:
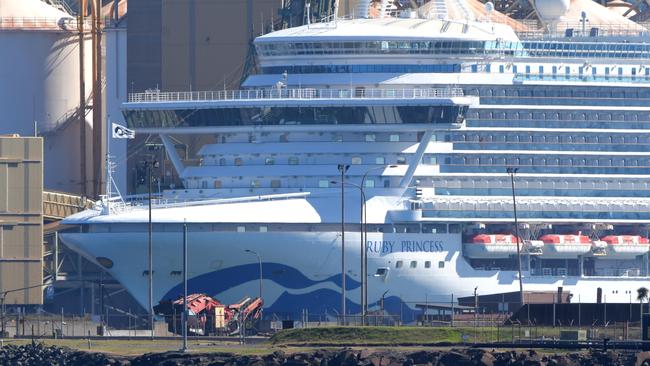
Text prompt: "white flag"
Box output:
[[112, 123, 135, 139]]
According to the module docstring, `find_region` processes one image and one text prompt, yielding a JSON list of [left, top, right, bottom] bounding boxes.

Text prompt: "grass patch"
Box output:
[[270, 326, 472, 345], [4, 339, 273, 356]]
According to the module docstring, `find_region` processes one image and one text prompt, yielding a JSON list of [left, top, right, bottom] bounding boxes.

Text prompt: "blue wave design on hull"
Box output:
[[163, 262, 360, 300], [266, 291, 419, 322], [162, 263, 419, 320]]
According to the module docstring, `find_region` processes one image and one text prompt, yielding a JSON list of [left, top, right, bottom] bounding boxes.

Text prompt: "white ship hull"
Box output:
[[61, 211, 650, 319]]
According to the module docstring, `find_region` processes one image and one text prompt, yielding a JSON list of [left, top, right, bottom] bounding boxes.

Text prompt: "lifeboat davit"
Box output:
[[601, 235, 650, 258], [539, 234, 592, 258], [463, 234, 521, 258]]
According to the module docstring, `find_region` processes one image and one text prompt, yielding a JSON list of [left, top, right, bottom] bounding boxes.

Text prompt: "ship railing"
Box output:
[[516, 20, 650, 39], [127, 87, 465, 104], [0, 17, 94, 31], [95, 192, 311, 214]]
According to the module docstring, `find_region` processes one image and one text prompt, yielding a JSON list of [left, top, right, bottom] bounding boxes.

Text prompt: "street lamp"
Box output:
[[332, 164, 398, 325], [507, 167, 525, 308], [337, 164, 350, 322], [145, 158, 159, 340], [360, 165, 397, 321], [331, 179, 362, 321], [181, 220, 188, 352], [245, 250, 263, 302]]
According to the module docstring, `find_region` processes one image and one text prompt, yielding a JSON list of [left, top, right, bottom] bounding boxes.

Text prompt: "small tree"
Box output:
[[637, 287, 648, 321]]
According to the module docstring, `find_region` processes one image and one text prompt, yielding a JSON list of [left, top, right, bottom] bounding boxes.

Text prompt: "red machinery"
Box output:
[[155, 294, 263, 335]]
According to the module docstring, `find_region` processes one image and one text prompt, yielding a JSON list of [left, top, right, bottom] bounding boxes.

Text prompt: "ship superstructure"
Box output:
[[62, 2, 650, 320]]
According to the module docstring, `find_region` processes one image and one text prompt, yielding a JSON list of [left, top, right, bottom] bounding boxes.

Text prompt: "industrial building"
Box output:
[[0, 135, 43, 306]]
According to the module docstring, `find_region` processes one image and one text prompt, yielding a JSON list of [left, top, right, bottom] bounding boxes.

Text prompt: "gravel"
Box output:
[[3, 343, 650, 366]]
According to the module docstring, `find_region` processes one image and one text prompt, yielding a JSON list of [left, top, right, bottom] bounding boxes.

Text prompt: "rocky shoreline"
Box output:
[[3, 343, 650, 366]]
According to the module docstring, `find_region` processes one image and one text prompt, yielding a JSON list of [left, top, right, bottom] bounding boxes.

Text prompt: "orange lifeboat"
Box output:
[[464, 234, 520, 258], [539, 234, 592, 258], [601, 235, 650, 257]]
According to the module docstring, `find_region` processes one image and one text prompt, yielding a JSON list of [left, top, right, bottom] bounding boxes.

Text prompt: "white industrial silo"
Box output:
[[0, 0, 94, 195]]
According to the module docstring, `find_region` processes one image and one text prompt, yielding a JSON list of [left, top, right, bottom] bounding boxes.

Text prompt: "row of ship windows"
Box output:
[[448, 134, 650, 144], [474, 64, 650, 78], [200, 155, 650, 169], [88, 223, 462, 234], [262, 64, 461, 74], [444, 156, 650, 167], [202, 155, 421, 167], [430, 179, 650, 190], [394, 260, 445, 270], [474, 86, 650, 100], [469, 110, 650, 121], [256, 40, 513, 57], [256, 40, 650, 59], [218, 133, 413, 145], [196, 177, 391, 190]]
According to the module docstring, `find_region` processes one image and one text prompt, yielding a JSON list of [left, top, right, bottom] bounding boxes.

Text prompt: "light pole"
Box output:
[[181, 220, 188, 352], [331, 179, 363, 321], [360, 165, 397, 322], [337, 164, 350, 322], [245, 250, 263, 302], [507, 167, 525, 308], [146, 158, 159, 340]]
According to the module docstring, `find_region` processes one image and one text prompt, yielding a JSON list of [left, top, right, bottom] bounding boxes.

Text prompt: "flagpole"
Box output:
[[105, 116, 111, 215]]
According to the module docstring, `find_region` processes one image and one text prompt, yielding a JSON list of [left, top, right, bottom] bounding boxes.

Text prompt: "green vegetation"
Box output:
[[4, 339, 271, 356], [270, 326, 472, 345]]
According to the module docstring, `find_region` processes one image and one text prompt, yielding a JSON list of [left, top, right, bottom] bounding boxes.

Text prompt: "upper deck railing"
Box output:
[[516, 20, 650, 39], [97, 192, 311, 215], [126, 87, 466, 104]]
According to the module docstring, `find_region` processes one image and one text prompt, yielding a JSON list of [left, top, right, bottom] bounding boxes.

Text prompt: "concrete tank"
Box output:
[[0, 0, 94, 195]]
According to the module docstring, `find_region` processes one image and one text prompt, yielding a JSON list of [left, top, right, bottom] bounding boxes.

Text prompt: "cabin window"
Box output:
[[438, 261, 445, 268], [376, 157, 385, 165], [289, 157, 299, 165], [214, 180, 222, 188], [237, 226, 246, 232], [397, 157, 407, 164], [351, 157, 362, 165], [219, 158, 226, 166], [410, 261, 417, 268], [365, 134, 376, 142], [318, 180, 329, 188], [250, 180, 260, 188], [423, 223, 447, 233], [390, 134, 400, 142], [395, 261, 403, 269], [259, 226, 268, 232], [270, 180, 281, 188], [425, 261, 431, 268], [365, 179, 375, 188], [448, 224, 461, 233], [234, 158, 242, 166], [265, 157, 275, 165], [201, 181, 208, 189]]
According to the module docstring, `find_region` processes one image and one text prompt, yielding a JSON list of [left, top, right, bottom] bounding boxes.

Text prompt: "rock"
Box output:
[[438, 351, 473, 366], [405, 351, 439, 365], [636, 352, 650, 366], [479, 352, 495, 366]]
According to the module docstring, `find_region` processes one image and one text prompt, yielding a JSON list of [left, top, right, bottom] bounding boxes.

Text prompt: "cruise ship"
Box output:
[[61, 0, 650, 321]]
